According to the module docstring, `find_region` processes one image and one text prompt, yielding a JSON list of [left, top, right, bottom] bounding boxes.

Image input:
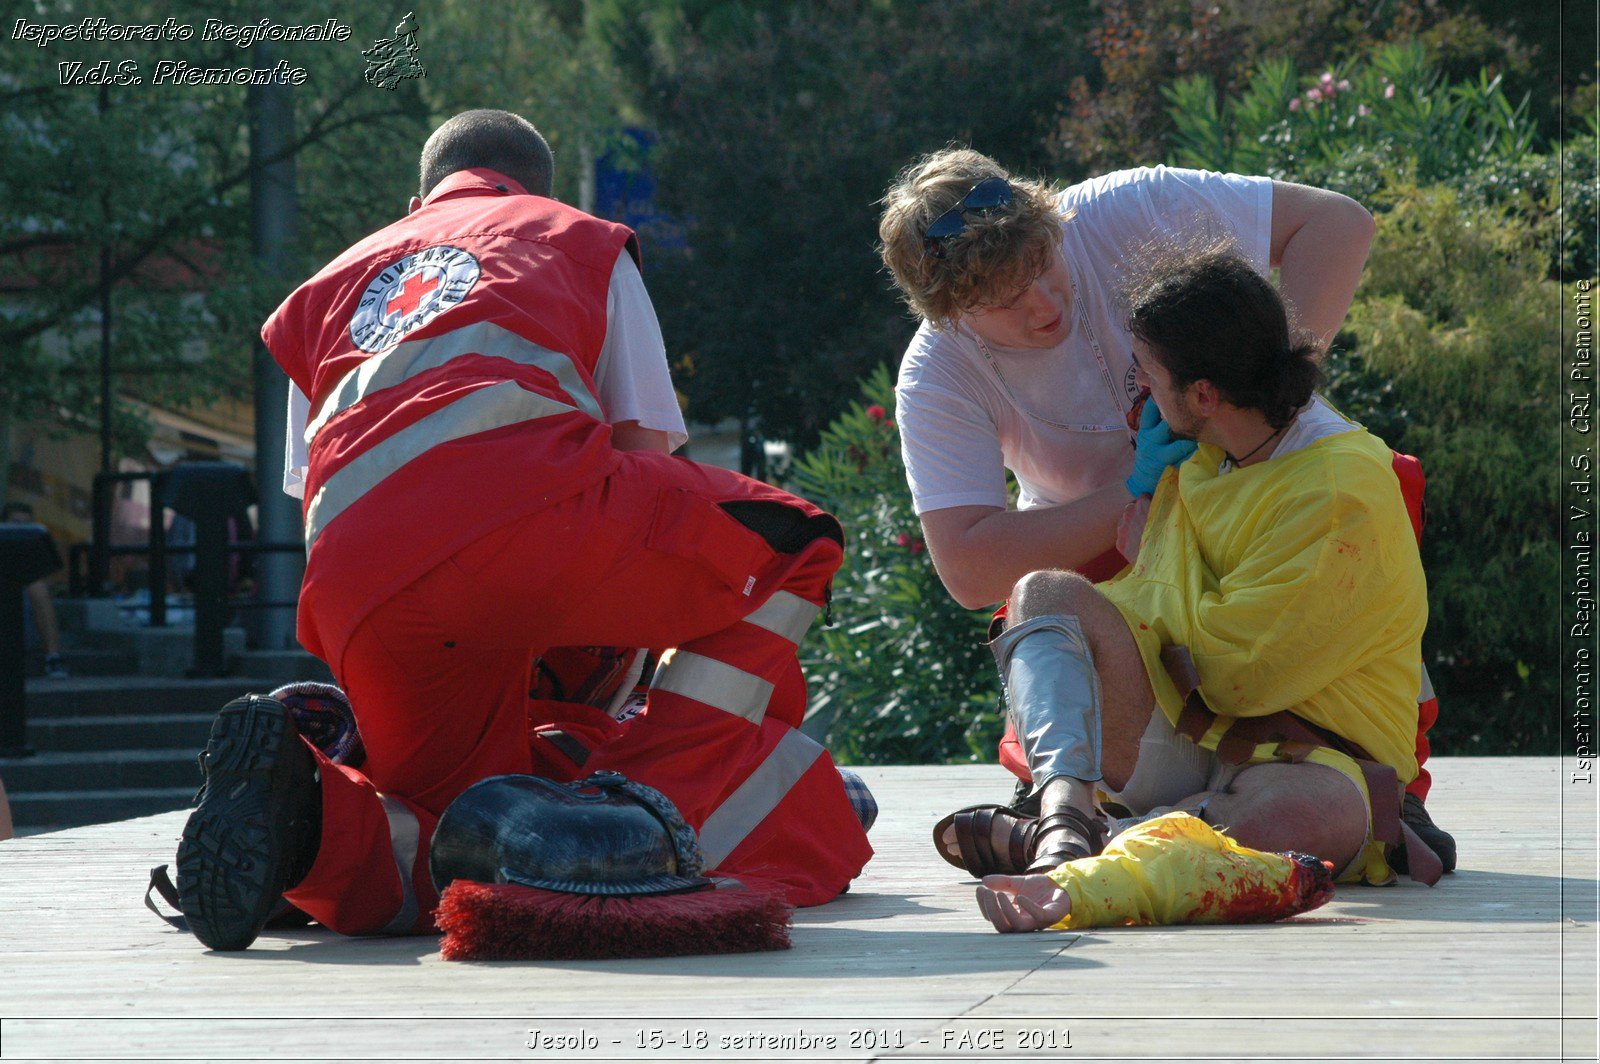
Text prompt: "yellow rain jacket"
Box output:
[[1102, 427, 1426, 784]]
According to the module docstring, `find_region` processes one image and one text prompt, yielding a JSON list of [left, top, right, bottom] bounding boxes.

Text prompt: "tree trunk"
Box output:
[[249, 43, 304, 652]]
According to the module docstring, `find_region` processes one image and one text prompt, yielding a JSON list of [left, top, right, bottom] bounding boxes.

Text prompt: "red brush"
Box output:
[[437, 881, 792, 961]]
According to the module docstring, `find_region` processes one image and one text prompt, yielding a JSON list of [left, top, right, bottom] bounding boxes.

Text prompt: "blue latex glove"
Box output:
[[1125, 399, 1197, 498]]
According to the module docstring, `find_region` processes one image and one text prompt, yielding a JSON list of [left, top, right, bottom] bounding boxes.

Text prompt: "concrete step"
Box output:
[[18, 677, 281, 719], [18, 648, 141, 678], [233, 650, 333, 684], [25, 712, 214, 753], [52, 597, 138, 635], [0, 749, 204, 792], [7, 785, 193, 831], [86, 626, 249, 677]]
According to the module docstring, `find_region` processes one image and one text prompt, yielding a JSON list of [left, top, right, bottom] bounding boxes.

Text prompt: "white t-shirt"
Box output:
[[895, 166, 1274, 515], [282, 247, 686, 498]]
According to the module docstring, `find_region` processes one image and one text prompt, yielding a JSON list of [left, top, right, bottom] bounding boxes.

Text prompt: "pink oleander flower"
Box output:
[[1306, 87, 1323, 102], [884, 419, 895, 431], [1357, 104, 1372, 117], [1289, 97, 1301, 111], [1337, 79, 1351, 92], [910, 539, 926, 555], [1385, 83, 1396, 98], [866, 404, 886, 420], [1319, 71, 1334, 87], [895, 532, 912, 547]]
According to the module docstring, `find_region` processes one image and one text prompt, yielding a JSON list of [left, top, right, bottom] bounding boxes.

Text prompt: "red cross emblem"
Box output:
[[351, 245, 479, 352], [386, 271, 440, 318]]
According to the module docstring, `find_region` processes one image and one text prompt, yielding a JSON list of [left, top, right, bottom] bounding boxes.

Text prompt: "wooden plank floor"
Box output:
[[0, 757, 1594, 1063]]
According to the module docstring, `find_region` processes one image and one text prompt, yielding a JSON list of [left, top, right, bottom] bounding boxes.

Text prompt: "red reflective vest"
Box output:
[[261, 168, 640, 666]]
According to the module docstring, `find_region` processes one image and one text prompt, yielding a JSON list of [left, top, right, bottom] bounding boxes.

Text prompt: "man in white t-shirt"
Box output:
[[875, 147, 1454, 874]]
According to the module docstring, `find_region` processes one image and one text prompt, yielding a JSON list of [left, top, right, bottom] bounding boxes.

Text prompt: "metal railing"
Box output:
[[3, 463, 306, 756], [69, 465, 302, 675]]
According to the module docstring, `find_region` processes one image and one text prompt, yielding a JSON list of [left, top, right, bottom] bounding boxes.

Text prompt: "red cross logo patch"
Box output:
[[350, 244, 480, 352]]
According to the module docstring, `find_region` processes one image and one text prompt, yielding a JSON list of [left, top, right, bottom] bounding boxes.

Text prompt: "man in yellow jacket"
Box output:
[[974, 244, 1430, 932]]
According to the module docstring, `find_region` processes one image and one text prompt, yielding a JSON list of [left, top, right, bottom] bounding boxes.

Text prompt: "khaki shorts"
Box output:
[[1106, 707, 1393, 885]]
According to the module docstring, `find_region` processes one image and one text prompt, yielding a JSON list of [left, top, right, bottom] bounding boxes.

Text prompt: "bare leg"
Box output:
[[26, 581, 59, 656], [0, 776, 13, 841], [1184, 761, 1368, 871]]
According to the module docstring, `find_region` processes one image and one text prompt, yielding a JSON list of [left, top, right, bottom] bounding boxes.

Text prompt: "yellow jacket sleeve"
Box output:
[[1044, 813, 1333, 928]]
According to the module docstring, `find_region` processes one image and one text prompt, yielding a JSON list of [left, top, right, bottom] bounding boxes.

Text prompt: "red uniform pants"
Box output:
[[285, 450, 872, 935]]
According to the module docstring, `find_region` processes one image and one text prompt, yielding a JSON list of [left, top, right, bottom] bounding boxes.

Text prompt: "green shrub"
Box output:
[[1455, 134, 1598, 281], [1050, 0, 1532, 177], [1164, 42, 1540, 196], [789, 364, 1001, 765], [1324, 186, 1565, 752]]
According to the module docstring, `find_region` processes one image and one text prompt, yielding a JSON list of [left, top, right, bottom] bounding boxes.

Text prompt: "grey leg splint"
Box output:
[[991, 614, 1104, 796]]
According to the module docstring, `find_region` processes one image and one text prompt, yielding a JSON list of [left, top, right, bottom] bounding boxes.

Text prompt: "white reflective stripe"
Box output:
[[377, 795, 421, 935], [651, 650, 774, 724], [1418, 663, 1435, 703], [307, 320, 603, 445], [305, 381, 577, 549], [698, 728, 824, 868], [743, 591, 820, 645]]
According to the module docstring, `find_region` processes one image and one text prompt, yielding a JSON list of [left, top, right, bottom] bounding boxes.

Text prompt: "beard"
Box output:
[[1162, 398, 1205, 442]]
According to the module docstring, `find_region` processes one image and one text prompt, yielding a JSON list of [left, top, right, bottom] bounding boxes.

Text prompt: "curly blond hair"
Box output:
[[878, 147, 1066, 325]]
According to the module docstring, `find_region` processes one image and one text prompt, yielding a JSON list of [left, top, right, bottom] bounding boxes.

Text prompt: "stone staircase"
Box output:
[[2, 598, 332, 833]]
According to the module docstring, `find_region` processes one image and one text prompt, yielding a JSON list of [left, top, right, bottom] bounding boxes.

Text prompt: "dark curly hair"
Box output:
[[1124, 244, 1322, 429]]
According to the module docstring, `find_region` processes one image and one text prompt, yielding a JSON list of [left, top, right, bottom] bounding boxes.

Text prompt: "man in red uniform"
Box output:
[[175, 109, 872, 950]]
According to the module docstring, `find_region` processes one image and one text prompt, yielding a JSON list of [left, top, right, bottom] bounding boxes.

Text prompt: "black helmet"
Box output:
[[429, 771, 709, 897]]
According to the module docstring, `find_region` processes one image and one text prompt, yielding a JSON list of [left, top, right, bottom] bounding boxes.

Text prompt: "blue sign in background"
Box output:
[[593, 128, 687, 254]]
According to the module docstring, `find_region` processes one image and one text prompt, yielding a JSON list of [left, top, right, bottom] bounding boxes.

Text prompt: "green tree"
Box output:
[[0, 0, 427, 459], [1052, 0, 1537, 178], [600, 0, 1094, 450], [1162, 43, 1540, 201], [420, 3, 634, 208], [1325, 186, 1565, 752], [0, 0, 646, 468]]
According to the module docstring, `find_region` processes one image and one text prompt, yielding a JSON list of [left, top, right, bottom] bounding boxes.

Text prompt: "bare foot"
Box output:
[[976, 873, 1071, 932]]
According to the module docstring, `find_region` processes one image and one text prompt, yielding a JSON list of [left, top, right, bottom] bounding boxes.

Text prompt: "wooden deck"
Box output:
[[0, 757, 1594, 1062]]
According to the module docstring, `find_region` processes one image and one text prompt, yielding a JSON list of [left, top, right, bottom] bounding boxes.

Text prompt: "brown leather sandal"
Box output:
[[1024, 806, 1108, 874], [932, 804, 1036, 878]]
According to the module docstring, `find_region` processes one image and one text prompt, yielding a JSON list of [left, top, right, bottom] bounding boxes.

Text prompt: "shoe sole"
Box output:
[[176, 695, 313, 951]]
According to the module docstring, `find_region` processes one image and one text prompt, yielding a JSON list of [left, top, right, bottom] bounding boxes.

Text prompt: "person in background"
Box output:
[[2, 502, 67, 679], [0, 776, 13, 841]]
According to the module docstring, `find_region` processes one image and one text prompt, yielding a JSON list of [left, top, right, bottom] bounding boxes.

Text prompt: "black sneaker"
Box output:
[[176, 695, 321, 950], [1396, 792, 1457, 875]]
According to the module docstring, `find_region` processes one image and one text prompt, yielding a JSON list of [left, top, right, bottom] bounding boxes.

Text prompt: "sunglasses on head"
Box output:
[[923, 176, 1014, 259]]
